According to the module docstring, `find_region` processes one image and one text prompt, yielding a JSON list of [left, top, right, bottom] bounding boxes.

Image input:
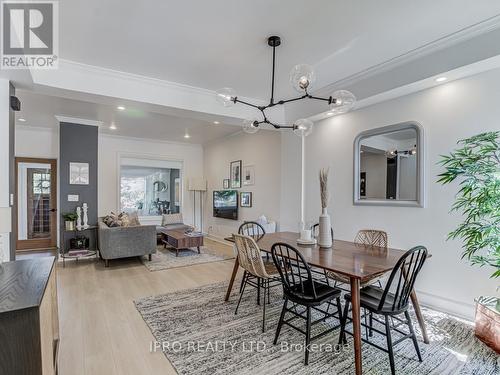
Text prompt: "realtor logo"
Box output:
[[1, 1, 58, 69]]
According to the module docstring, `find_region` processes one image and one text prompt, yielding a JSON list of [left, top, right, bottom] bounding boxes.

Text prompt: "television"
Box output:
[[213, 190, 238, 220]]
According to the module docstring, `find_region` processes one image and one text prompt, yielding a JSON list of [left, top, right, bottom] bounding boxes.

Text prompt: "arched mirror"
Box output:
[[354, 122, 425, 207]]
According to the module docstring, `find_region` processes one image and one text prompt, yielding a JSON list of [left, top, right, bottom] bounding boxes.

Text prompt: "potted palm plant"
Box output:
[[62, 212, 78, 231], [438, 131, 499, 352]]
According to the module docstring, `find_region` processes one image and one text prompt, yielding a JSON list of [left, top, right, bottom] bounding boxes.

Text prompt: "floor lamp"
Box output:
[[188, 178, 207, 232]]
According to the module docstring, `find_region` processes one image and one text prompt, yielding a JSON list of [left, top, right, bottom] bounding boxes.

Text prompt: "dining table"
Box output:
[[224, 231, 430, 375]]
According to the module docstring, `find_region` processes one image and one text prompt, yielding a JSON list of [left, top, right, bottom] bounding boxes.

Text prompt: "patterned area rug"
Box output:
[[142, 245, 234, 271], [134, 282, 499, 374]]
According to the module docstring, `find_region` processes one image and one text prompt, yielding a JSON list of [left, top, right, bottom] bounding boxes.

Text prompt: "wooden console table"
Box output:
[[0, 257, 60, 374]]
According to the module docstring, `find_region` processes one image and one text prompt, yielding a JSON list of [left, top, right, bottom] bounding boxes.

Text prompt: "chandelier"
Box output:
[[215, 36, 356, 136]]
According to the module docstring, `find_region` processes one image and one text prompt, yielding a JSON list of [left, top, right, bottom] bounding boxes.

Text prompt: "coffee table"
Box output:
[[161, 229, 204, 257]]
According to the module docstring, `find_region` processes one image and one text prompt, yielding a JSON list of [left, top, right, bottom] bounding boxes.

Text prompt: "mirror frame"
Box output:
[[353, 121, 425, 208]]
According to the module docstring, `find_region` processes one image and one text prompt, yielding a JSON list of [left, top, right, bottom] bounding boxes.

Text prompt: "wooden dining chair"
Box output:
[[327, 229, 388, 288], [271, 242, 343, 365], [233, 234, 280, 332], [339, 245, 428, 375], [237, 221, 267, 295]]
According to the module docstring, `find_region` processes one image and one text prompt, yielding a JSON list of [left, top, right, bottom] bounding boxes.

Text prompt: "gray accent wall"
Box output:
[[59, 123, 98, 250]]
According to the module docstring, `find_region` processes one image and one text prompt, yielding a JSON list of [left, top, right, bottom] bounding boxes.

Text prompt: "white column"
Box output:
[[0, 79, 11, 262]]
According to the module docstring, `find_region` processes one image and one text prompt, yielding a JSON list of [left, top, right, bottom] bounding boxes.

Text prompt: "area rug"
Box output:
[[134, 282, 499, 375], [142, 245, 234, 271]]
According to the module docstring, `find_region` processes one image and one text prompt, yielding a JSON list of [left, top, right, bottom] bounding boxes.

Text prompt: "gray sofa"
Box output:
[[98, 219, 156, 267]]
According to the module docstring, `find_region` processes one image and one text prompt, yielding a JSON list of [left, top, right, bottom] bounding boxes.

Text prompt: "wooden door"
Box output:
[[15, 158, 57, 251]]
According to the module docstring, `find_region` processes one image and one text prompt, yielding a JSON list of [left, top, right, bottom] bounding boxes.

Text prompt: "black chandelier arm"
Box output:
[[234, 97, 262, 110]]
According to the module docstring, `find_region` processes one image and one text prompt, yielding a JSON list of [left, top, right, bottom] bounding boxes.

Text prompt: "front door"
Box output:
[[15, 158, 57, 251]]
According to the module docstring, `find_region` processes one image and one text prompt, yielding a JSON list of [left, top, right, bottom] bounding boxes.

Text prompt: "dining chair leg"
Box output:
[[257, 277, 261, 305], [262, 279, 267, 332], [405, 310, 423, 362], [364, 309, 370, 339], [369, 312, 373, 337], [239, 270, 247, 293], [267, 278, 270, 303], [323, 269, 330, 285], [336, 297, 343, 324], [274, 298, 288, 345], [384, 315, 396, 375], [235, 273, 248, 315], [305, 306, 312, 365], [338, 300, 350, 345]]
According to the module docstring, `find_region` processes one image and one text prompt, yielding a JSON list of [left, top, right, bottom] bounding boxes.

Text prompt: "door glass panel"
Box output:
[[18, 162, 52, 240]]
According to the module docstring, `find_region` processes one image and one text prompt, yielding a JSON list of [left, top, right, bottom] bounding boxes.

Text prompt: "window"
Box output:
[[119, 157, 182, 216]]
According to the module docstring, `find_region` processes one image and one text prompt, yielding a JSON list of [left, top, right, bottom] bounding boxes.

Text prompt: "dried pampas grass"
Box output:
[[319, 168, 329, 209]]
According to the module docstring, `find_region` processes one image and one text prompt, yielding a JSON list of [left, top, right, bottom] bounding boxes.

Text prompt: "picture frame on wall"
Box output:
[[242, 165, 255, 186], [230, 160, 242, 189], [240, 192, 252, 207], [69, 162, 89, 185], [223, 179, 230, 189]]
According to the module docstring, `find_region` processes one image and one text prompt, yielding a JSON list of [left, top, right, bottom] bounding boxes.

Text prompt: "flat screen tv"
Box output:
[[213, 190, 238, 220]]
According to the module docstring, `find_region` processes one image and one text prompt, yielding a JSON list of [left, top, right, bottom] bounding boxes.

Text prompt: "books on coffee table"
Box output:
[[185, 231, 204, 237]]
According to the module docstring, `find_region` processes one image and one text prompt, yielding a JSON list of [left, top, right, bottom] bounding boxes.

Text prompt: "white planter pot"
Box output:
[[318, 208, 333, 248]]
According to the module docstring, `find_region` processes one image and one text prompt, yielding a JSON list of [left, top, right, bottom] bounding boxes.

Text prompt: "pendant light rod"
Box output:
[[271, 42, 276, 105]]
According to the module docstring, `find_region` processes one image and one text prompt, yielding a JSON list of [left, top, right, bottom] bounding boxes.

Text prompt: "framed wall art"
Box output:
[[240, 192, 252, 207], [230, 160, 242, 189]]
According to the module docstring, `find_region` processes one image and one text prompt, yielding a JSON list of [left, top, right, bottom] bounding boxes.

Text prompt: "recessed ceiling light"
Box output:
[[117, 105, 126, 111], [18, 118, 26, 122], [213, 121, 220, 124], [184, 133, 190, 139], [435, 77, 447, 83], [109, 123, 117, 130], [326, 112, 333, 116]]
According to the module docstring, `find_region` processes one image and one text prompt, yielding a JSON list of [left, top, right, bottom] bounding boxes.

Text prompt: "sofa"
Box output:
[[156, 213, 193, 240], [98, 218, 156, 267]]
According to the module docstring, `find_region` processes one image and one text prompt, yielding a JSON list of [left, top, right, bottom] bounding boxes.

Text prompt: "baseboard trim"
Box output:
[[415, 289, 475, 322], [206, 234, 232, 246]]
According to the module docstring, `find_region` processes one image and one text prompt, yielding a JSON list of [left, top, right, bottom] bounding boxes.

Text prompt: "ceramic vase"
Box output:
[[76, 207, 82, 230], [318, 208, 332, 248]]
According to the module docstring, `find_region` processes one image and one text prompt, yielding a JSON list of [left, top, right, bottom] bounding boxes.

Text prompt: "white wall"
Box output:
[[15, 126, 59, 159], [360, 152, 387, 199], [203, 130, 281, 240], [281, 68, 500, 320], [98, 134, 203, 227]]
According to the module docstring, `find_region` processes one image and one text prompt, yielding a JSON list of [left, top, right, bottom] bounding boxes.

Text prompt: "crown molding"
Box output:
[[309, 53, 500, 123], [55, 115, 103, 127], [30, 59, 283, 123], [99, 132, 203, 149], [314, 14, 500, 95], [15, 124, 57, 133]]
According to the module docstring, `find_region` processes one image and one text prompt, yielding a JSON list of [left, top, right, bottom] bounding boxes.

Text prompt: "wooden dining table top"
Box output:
[[226, 231, 429, 282]]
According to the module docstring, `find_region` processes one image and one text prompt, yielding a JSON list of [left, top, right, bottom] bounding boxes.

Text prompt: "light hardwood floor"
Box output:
[[56, 239, 238, 375]]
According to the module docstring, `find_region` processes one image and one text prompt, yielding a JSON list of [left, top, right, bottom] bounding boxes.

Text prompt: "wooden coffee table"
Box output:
[[161, 229, 204, 257]]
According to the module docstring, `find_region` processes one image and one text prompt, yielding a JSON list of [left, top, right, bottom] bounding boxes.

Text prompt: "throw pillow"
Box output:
[[127, 211, 141, 226], [162, 213, 183, 226]]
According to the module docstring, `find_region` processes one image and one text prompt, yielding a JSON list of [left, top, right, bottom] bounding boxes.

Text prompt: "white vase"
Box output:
[[318, 208, 333, 248]]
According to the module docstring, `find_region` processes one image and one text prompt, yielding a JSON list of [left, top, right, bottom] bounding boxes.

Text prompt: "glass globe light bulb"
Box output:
[[293, 118, 314, 137], [243, 119, 259, 134], [290, 64, 315, 92], [386, 148, 397, 158], [329, 90, 356, 113], [215, 87, 237, 107]]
